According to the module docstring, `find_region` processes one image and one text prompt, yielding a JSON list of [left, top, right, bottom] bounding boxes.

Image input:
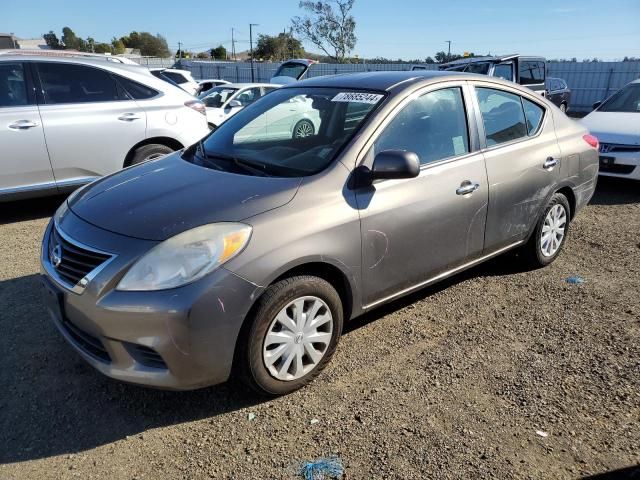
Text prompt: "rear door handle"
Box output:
[[456, 181, 480, 196], [118, 113, 142, 121], [8, 120, 38, 130], [543, 157, 559, 170]]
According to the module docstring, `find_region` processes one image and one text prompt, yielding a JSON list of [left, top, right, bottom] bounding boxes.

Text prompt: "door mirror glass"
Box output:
[[371, 150, 420, 180], [228, 99, 242, 108]]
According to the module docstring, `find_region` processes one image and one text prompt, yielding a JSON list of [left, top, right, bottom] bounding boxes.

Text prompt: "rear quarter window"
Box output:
[[115, 75, 159, 99], [522, 98, 545, 135]]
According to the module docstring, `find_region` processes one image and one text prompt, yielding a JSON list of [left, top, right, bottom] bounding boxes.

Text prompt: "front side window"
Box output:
[[598, 83, 640, 113], [476, 87, 527, 146], [493, 63, 513, 81], [519, 61, 545, 85], [235, 87, 262, 106], [0, 62, 28, 107], [374, 87, 470, 165], [200, 87, 238, 108], [194, 87, 384, 177], [38, 63, 119, 104]]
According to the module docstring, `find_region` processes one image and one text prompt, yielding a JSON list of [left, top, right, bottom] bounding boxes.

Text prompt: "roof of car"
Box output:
[[288, 70, 489, 92], [220, 83, 277, 89], [0, 53, 149, 73]]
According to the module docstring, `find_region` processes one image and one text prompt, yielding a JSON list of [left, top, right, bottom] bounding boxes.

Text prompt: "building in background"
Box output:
[[0, 33, 49, 50]]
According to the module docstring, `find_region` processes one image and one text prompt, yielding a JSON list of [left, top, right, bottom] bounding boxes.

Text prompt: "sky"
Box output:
[[4, 0, 640, 60]]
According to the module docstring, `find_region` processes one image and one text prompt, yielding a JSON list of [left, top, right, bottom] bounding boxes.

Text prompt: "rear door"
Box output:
[[0, 61, 54, 194], [355, 83, 489, 306], [471, 83, 561, 251], [35, 62, 147, 184]]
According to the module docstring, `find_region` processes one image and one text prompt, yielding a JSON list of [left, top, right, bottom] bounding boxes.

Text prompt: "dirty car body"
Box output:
[[40, 71, 599, 393]]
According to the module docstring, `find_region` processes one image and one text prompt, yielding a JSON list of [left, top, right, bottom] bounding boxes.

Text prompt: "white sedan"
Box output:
[[581, 79, 640, 180]]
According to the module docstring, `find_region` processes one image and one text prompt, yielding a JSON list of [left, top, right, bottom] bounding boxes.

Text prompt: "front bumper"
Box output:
[[598, 151, 640, 180], [40, 211, 261, 390]]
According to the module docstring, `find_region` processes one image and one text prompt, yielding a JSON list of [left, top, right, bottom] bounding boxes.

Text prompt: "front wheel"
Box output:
[[520, 192, 571, 268], [238, 275, 343, 396], [292, 119, 315, 139], [129, 144, 174, 166]]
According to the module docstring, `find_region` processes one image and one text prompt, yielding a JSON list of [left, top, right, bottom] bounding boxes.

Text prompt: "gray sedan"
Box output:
[[40, 71, 599, 395]]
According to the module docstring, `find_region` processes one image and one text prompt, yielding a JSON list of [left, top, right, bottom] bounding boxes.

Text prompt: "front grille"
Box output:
[[49, 226, 111, 288], [599, 163, 636, 174], [600, 143, 640, 154], [60, 318, 111, 363], [125, 343, 168, 370]]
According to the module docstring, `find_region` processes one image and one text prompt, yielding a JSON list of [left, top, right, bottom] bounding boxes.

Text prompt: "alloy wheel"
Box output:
[[540, 203, 567, 257], [293, 120, 314, 138]]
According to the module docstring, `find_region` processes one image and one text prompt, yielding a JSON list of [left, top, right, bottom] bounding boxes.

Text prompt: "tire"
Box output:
[[238, 275, 343, 396], [560, 103, 567, 113], [129, 144, 174, 166], [292, 119, 315, 139], [520, 192, 571, 268]]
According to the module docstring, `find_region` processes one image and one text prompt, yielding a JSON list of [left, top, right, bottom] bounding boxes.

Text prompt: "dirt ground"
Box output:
[[0, 177, 638, 480]]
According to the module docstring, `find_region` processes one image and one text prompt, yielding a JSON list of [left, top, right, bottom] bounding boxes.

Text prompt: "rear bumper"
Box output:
[[40, 215, 261, 390]]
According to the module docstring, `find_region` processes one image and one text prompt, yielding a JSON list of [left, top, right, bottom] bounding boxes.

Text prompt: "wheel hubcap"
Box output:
[[294, 121, 313, 138], [540, 204, 567, 257], [263, 296, 333, 381]]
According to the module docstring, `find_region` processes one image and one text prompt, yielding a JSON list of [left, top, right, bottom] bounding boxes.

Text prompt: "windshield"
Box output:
[[274, 62, 308, 79], [189, 87, 385, 177], [598, 84, 640, 113], [199, 87, 239, 107]]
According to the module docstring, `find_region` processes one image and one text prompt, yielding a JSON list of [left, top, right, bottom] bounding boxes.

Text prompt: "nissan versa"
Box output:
[[40, 71, 599, 395]]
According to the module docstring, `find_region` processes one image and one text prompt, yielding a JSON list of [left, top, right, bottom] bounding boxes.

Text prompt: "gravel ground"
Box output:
[[1, 177, 639, 479]]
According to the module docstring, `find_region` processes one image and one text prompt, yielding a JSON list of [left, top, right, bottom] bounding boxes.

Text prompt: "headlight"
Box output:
[[117, 223, 252, 291]]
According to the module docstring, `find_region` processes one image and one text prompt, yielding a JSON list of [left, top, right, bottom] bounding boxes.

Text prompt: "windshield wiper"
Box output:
[[201, 150, 272, 177]]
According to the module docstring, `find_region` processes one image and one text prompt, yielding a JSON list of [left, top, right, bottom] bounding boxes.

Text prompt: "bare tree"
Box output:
[[292, 0, 356, 63]]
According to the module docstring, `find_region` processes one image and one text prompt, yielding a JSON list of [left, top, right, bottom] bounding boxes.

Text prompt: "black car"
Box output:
[[546, 77, 571, 113]]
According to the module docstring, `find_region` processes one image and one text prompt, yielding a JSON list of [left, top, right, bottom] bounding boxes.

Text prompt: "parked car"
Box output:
[[438, 54, 547, 94], [150, 68, 200, 95], [41, 71, 598, 395], [198, 83, 278, 128], [0, 55, 209, 201], [581, 79, 640, 180], [0, 49, 139, 65], [546, 77, 571, 112], [271, 58, 317, 85], [197, 79, 230, 95]]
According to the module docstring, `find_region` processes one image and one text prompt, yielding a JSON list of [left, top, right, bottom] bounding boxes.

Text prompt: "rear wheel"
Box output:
[[129, 144, 174, 166], [292, 119, 315, 139], [238, 275, 343, 396], [560, 103, 567, 113], [520, 192, 570, 268]]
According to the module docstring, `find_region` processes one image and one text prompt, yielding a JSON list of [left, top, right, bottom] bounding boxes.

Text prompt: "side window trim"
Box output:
[[356, 82, 481, 174], [470, 82, 548, 151]]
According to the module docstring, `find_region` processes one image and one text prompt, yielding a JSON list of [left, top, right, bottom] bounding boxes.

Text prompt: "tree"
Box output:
[[434, 51, 447, 63], [292, 0, 356, 62], [424, 56, 435, 64], [210, 45, 227, 60], [254, 33, 303, 61], [119, 32, 170, 57], [43, 31, 62, 49], [111, 38, 126, 54], [94, 43, 112, 54], [61, 27, 86, 51]]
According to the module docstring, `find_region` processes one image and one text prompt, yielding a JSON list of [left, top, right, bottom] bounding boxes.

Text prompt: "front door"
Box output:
[[0, 61, 54, 194], [355, 84, 489, 306]]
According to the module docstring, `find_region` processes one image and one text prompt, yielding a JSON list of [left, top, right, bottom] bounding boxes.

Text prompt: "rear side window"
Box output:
[[522, 98, 544, 135], [493, 64, 513, 81], [519, 61, 545, 85], [38, 63, 119, 104], [374, 87, 470, 165], [115, 75, 158, 99], [476, 87, 527, 146], [0, 62, 29, 107]]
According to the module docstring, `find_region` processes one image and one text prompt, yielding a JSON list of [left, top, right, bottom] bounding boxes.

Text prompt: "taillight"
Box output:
[[583, 134, 599, 150], [185, 99, 206, 116]]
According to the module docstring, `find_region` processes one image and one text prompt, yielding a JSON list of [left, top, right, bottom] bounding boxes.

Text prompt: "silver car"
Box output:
[[1, 55, 210, 201], [40, 71, 599, 395]]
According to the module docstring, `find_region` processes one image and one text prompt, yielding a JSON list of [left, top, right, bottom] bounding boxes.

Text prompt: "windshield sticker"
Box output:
[[332, 92, 383, 104]]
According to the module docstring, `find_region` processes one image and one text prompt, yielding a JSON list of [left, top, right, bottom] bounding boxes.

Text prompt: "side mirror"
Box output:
[[371, 150, 420, 180], [228, 99, 242, 108], [592, 101, 602, 111]]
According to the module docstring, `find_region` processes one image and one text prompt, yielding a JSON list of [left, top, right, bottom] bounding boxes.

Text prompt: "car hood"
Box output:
[[69, 152, 302, 241], [580, 112, 640, 145]]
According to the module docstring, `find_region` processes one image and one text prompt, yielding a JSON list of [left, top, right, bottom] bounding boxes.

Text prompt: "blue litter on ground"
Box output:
[[299, 457, 344, 480], [566, 275, 586, 284]]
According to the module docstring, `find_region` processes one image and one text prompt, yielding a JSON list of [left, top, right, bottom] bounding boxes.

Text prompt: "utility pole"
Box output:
[[231, 28, 236, 61], [445, 40, 451, 62], [249, 23, 258, 82]]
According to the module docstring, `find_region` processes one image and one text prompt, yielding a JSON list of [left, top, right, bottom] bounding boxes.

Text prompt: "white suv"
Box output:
[[0, 55, 210, 201]]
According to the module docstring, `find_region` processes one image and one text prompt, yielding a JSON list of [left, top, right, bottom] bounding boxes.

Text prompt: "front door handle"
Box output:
[[543, 157, 559, 170], [8, 120, 38, 130], [456, 181, 480, 196], [118, 113, 142, 121]]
